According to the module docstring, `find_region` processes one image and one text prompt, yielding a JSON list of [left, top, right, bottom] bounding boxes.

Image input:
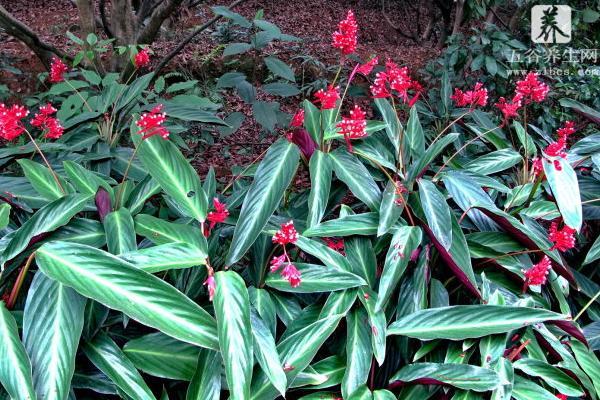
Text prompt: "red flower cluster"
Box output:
[[332, 10, 358, 55], [555, 395, 567, 400], [134, 48, 151, 69], [31, 103, 64, 139], [0, 103, 29, 140], [357, 57, 378, 76], [451, 82, 488, 108], [205, 198, 229, 236], [515, 72, 549, 103], [535, 121, 578, 174], [290, 109, 304, 128], [370, 60, 421, 106], [271, 221, 301, 288], [548, 221, 576, 252], [394, 182, 408, 206], [557, 120, 576, 138], [495, 94, 522, 125], [523, 255, 551, 288], [136, 105, 169, 139], [337, 105, 367, 152], [49, 58, 68, 83], [324, 237, 345, 255], [314, 85, 340, 110]]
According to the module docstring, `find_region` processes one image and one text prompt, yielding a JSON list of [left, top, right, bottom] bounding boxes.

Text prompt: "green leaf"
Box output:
[[186, 349, 222, 400], [0, 301, 36, 400], [376, 226, 422, 311], [134, 133, 208, 223], [123, 333, 200, 381], [35, 241, 219, 349], [543, 157, 582, 230], [342, 308, 372, 398], [212, 5, 252, 27], [296, 236, 353, 271], [83, 332, 156, 400], [120, 242, 207, 273], [214, 271, 253, 399], [18, 159, 67, 200], [264, 56, 295, 81], [388, 305, 567, 340], [465, 148, 522, 175], [0, 194, 90, 268], [513, 121, 536, 157], [303, 99, 321, 145], [306, 151, 332, 228], [126, 175, 161, 215], [330, 148, 381, 210], [115, 72, 154, 112], [406, 106, 424, 156], [63, 160, 112, 196], [266, 263, 366, 293], [584, 234, 600, 265], [570, 339, 600, 396], [262, 82, 300, 97], [303, 213, 378, 237], [0, 203, 10, 229], [418, 179, 452, 250], [378, 180, 402, 236], [23, 272, 86, 400], [408, 132, 459, 182], [250, 310, 287, 396], [252, 101, 279, 131], [104, 208, 136, 255], [512, 375, 560, 400], [346, 236, 377, 288], [513, 358, 584, 397], [374, 98, 401, 154], [134, 214, 205, 249], [226, 139, 300, 264], [390, 363, 499, 392]]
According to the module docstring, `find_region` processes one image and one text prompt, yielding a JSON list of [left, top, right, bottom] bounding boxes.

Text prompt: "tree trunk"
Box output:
[[452, 0, 465, 35], [75, 0, 97, 38], [421, 0, 436, 41], [0, 5, 70, 68], [136, 0, 184, 44], [111, 0, 137, 70], [486, 5, 499, 24]]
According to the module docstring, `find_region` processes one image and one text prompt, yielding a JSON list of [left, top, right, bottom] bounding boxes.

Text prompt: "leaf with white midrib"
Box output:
[[23, 272, 86, 400], [306, 151, 332, 228], [104, 208, 136, 255], [35, 241, 218, 350], [418, 179, 452, 250], [330, 148, 381, 211], [0, 301, 36, 400]]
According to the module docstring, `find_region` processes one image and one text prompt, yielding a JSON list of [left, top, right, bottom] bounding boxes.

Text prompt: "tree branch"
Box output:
[[381, 0, 418, 42], [99, 0, 114, 38], [153, 0, 249, 75], [136, 0, 184, 44], [0, 4, 71, 68]]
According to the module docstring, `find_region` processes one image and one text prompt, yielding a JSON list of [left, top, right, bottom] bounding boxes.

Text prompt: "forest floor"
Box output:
[[1, 0, 440, 180]]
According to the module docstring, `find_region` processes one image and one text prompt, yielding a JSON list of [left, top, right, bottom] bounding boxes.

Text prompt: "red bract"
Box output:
[[394, 182, 408, 206], [134, 48, 151, 69], [371, 71, 390, 98], [324, 237, 345, 254], [357, 57, 378, 75], [207, 198, 229, 231], [286, 128, 317, 159], [336, 105, 367, 152], [136, 104, 169, 139], [557, 120, 576, 139], [370, 61, 420, 105], [495, 94, 522, 124], [450, 82, 488, 108], [0, 103, 29, 141], [555, 395, 567, 400], [273, 221, 298, 245], [49, 58, 68, 83], [332, 10, 358, 55], [203, 275, 216, 301], [548, 221, 576, 252], [314, 85, 340, 110], [532, 157, 543, 176], [281, 263, 302, 287], [31, 103, 64, 139], [515, 72, 549, 103], [270, 254, 287, 272], [523, 256, 551, 287], [290, 109, 304, 128], [544, 138, 567, 171]]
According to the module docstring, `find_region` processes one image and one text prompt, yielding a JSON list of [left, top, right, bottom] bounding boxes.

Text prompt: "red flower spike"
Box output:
[[324, 237, 345, 254], [357, 57, 378, 75], [136, 104, 170, 140], [281, 263, 302, 287], [49, 58, 68, 83], [0, 103, 29, 140], [273, 221, 299, 245], [290, 109, 304, 128], [30, 103, 64, 139], [43, 118, 65, 139], [370, 71, 390, 98], [134, 48, 151, 69], [204, 275, 216, 301], [556, 395, 568, 400], [451, 82, 488, 108], [332, 10, 358, 55], [495, 94, 522, 124], [557, 121, 576, 139], [548, 222, 576, 252], [532, 157, 543, 176], [337, 105, 367, 152], [523, 256, 552, 288], [207, 198, 229, 230], [314, 85, 340, 110], [270, 254, 287, 273], [515, 72, 549, 103]]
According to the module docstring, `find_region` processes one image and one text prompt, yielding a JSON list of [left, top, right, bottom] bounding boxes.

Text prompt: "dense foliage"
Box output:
[[1, 4, 600, 400]]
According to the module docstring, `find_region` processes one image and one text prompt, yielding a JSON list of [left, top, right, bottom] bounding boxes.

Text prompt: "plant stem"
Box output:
[[114, 144, 140, 209], [6, 253, 35, 309], [221, 147, 270, 194], [574, 290, 600, 321], [65, 79, 93, 112], [24, 129, 65, 194], [429, 111, 470, 147]]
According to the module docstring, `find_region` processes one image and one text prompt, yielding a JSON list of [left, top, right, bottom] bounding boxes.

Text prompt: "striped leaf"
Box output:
[[104, 208, 137, 255], [390, 363, 499, 392], [250, 310, 287, 396], [18, 159, 67, 200], [330, 148, 381, 211], [120, 242, 207, 273], [342, 308, 372, 398], [543, 157, 582, 231], [418, 179, 452, 250], [186, 349, 222, 400], [265, 263, 366, 293], [306, 151, 332, 228]]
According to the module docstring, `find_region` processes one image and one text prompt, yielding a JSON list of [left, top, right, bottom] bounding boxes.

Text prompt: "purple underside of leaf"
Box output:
[[533, 330, 564, 363], [288, 128, 317, 159], [547, 320, 588, 346], [417, 217, 481, 299], [476, 207, 576, 285], [95, 188, 111, 222]]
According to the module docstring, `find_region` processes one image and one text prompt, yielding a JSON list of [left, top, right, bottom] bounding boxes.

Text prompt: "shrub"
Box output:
[[1, 8, 600, 400]]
